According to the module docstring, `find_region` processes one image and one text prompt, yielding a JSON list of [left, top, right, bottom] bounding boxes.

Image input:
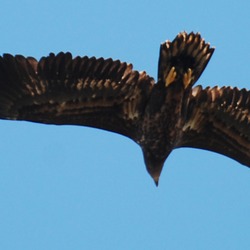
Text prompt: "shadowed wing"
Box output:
[[177, 85, 250, 167], [0, 53, 154, 140]]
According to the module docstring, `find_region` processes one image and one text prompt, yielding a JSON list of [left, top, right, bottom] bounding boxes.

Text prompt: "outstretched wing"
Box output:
[[0, 53, 154, 140], [177, 85, 250, 167]]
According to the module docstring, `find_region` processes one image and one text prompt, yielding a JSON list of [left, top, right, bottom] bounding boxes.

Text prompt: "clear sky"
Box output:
[[0, 1, 250, 249]]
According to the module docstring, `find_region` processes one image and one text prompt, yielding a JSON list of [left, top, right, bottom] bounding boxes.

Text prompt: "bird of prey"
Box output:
[[0, 32, 249, 186]]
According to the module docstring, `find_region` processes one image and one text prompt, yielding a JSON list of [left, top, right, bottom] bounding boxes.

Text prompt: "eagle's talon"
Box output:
[[165, 67, 177, 87], [183, 68, 193, 88]]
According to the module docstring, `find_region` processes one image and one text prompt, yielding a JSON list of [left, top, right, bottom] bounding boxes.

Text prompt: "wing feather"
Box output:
[[177, 85, 250, 167], [0, 53, 155, 141]]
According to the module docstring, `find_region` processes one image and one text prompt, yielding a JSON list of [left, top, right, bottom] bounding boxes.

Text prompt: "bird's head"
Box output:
[[142, 149, 169, 186]]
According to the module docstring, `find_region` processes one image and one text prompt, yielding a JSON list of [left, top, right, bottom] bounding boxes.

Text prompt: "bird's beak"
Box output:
[[149, 169, 161, 187], [142, 149, 167, 187], [146, 160, 164, 187], [154, 177, 159, 187]]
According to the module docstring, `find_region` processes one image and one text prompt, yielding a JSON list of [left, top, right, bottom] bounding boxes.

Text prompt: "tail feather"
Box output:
[[158, 32, 214, 86]]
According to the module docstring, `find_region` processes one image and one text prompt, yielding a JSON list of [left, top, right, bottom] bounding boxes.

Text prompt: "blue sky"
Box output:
[[0, 1, 250, 249]]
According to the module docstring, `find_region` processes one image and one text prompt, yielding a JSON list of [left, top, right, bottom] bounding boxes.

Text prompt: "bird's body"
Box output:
[[0, 32, 250, 185]]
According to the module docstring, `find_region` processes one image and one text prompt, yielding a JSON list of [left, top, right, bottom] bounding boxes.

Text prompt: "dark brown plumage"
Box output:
[[0, 32, 250, 185]]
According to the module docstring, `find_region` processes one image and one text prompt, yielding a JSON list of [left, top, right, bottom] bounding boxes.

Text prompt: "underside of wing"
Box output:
[[0, 53, 154, 140], [177, 85, 250, 167]]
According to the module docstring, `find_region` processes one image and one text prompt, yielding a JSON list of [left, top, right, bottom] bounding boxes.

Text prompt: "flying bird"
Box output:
[[0, 32, 250, 186]]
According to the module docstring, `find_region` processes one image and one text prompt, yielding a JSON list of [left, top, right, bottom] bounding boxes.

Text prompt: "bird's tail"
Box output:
[[158, 32, 214, 88]]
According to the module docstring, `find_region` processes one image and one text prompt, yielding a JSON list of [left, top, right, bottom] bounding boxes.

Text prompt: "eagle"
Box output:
[[0, 32, 250, 186]]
